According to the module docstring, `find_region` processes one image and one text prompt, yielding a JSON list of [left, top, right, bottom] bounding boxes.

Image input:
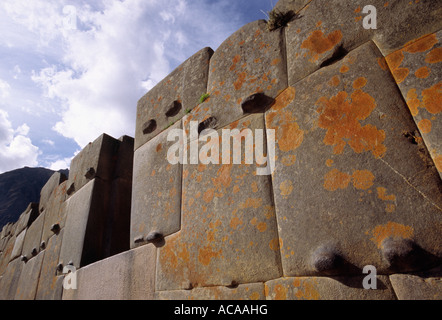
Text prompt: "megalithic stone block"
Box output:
[[66, 133, 121, 196], [114, 135, 134, 181], [14, 203, 39, 236], [385, 31, 442, 180], [131, 121, 182, 248], [10, 230, 26, 261], [0, 236, 14, 275], [59, 178, 111, 269], [284, 0, 442, 86], [36, 230, 64, 300], [40, 181, 67, 245], [62, 243, 156, 300], [135, 47, 213, 150], [0, 258, 24, 300], [184, 20, 288, 133], [265, 41, 442, 277], [155, 282, 266, 300], [389, 265, 442, 300], [21, 212, 45, 260], [265, 276, 396, 300], [156, 114, 282, 291], [39, 172, 67, 213], [14, 251, 45, 300]]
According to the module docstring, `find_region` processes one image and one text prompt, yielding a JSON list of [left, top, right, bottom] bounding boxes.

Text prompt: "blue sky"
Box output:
[[0, 0, 275, 173]]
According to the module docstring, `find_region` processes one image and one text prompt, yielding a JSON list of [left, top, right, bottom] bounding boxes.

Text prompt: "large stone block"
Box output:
[[14, 203, 39, 236], [66, 133, 121, 196], [285, 0, 442, 86], [0, 236, 14, 276], [36, 231, 64, 300], [131, 121, 182, 248], [39, 172, 67, 214], [135, 47, 213, 150], [0, 258, 24, 300], [63, 244, 156, 300], [389, 265, 442, 300], [22, 212, 44, 260], [156, 114, 282, 291], [10, 230, 26, 261], [385, 31, 442, 179], [15, 251, 45, 300], [59, 178, 110, 269], [184, 20, 287, 133], [266, 41, 442, 277], [41, 181, 67, 245], [265, 276, 396, 300], [156, 282, 265, 300]]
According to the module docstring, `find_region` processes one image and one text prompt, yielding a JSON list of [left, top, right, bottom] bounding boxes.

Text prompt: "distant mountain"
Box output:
[[0, 167, 69, 230]]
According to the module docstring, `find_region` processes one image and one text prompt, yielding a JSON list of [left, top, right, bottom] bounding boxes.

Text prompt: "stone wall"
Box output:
[[0, 0, 441, 300]]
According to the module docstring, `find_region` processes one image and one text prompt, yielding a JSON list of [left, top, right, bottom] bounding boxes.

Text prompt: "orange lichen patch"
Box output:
[[273, 284, 288, 300], [385, 50, 409, 84], [230, 54, 241, 71], [404, 34, 438, 53], [339, 65, 350, 73], [415, 66, 430, 79], [317, 90, 386, 158], [280, 180, 294, 196], [269, 237, 282, 251], [384, 2, 389, 7], [257, 222, 267, 232], [203, 188, 215, 204], [354, 6, 361, 13], [324, 169, 351, 191], [353, 77, 367, 89], [352, 170, 375, 190], [434, 154, 442, 172], [234, 72, 247, 90], [293, 279, 320, 300], [385, 204, 396, 213], [377, 57, 388, 71], [269, 87, 296, 111], [316, 21, 322, 27], [240, 198, 263, 209], [418, 119, 432, 134], [198, 246, 222, 266], [282, 155, 297, 166], [212, 165, 233, 190], [271, 58, 281, 66], [326, 159, 334, 167], [425, 47, 442, 64], [301, 29, 343, 62], [370, 222, 414, 248], [230, 217, 243, 230], [354, 16, 362, 22], [377, 187, 396, 201], [421, 83, 442, 114], [156, 143, 162, 152], [406, 88, 421, 116], [251, 181, 258, 193], [328, 76, 340, 87], [249, 292, 260, 300]]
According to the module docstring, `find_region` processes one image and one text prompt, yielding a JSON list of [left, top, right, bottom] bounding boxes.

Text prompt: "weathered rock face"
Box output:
[[1, 0, 441, 301]]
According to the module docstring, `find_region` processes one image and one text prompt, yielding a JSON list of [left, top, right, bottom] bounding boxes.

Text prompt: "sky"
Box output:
[[0, 0, 275, 174]]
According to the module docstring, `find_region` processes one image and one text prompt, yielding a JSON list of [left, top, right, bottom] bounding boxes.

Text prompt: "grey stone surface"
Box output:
[[156, 282, 266, 300], [184, 20, 287, 134], [0, 258, 24, 300], [11, 230, 26, 261], [66, 133, 121, 196], [389, 265, 442, 300], [59, 179, 110, 269], [39, 172, 67, 213], [15, 251, 45, 300], [36, 230, 64, 300], [131, 121, 182, 248], [135, 47, 213, 150], [0, 236, 14, 275], [22, 212, 45, 260], [14, 203, 39, 236], [385, 31, 442, 180], [266, 41, 442, 277], [265, 275, 396, 300], [284, 0, 442, 86], [156, 114, 282, 291], [41, 181, 67, 245], [63, 244, 156, 300]]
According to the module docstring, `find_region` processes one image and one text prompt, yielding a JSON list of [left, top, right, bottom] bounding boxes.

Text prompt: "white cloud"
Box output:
[[42, 139, 55, 146], [0, 109, 39, 173], [49, 157, 71, 171], [0, 79, 11, 99]]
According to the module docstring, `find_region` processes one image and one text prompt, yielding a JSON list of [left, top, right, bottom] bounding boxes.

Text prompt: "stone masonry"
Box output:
[[0, 0, 441, 300]]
